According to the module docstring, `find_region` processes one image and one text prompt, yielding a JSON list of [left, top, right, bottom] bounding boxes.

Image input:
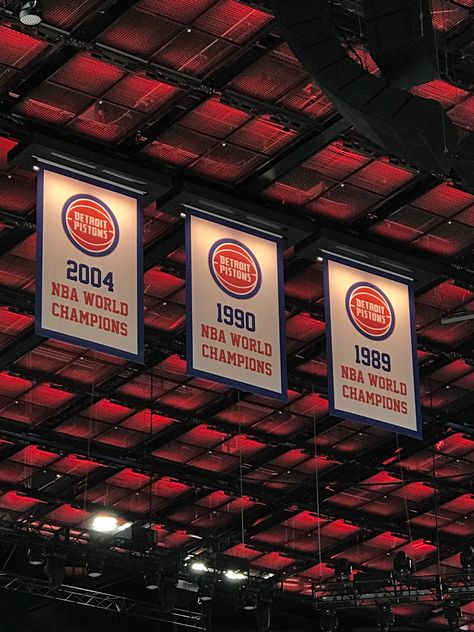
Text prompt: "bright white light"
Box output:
[[224, 569, 246, 581], [190, 561, 208, 573], [91, 514, 118, 533]]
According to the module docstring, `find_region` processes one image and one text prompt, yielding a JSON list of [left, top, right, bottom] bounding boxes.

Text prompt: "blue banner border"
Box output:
[[35, 164, 144, 364], [323, 252, 422, 439], [185, 208, 288, 402]]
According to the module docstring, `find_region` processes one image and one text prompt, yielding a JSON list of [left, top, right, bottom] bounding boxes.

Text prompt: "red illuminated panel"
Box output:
[[0, 373, 32, 397], [188, 451, 238, 472], [121, 410, 175, 434], [68, 102, 145, 143], [285, 265, 324, 303], [217, 434, 265, 458], [307, 142, 371, 180], [412, 80, 468, 108], [413, 183, 474, 217], [105, 73, 180, 114], [106, 468, 150, 490], [11, 445, 58, 467], [279, 81, 335, 119], [252, 551, 296, 570], [23, 384, 75, 409], [0, 491, 42, 511], [144, 300, 186, 333], [16, 83, 94, 126], [46, 504, 90, 526], [286, 314, 325, 342], [231, 116, 298, 155], [418, 280, 473, 311], [230, 55, 306, 102], [192, 143, 267, 182], [265, 167, 335, 206], [193, 1, 272, 44], [0, 173, 36, 214], [158, 385, 218, 411], [431, 0, 468, 31], [286, 393, 328, 418], [99, 10, 181, 58], [50, 455, 102, 476], [0, 137, 18, 170], [43, 0, 104, 28], [370, 206, 441, 243], [0, 25, 50, 69], [51, 53, 125, 96], [144, 268, 185, 299], [138, 0, 214, 21], [181, 99, 250, 138], [153, 30, 238, 76], [449, 96, 474, 131], [152, 478, 190, 499], [307, 184, 381, 221], [346, 161, 415, 195], [253, 411, 311, 437], [214, 401, 271, 426], [143, 127, 216, 166], [413, 220, 474, 256], [179, 425, 228, 448], [81, 400, 133, 423], [225, 543, 262, 560]]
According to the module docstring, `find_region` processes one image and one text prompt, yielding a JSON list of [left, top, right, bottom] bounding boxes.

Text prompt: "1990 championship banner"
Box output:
[[186, 210, 287, 400], [324, 254, 421, 438], [36, 166, 143, 362]]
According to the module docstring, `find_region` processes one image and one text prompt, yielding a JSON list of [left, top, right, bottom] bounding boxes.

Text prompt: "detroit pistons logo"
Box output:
[[209, 239, 262, 299], [62, 194, 119, 257], [345, 282, 395, 340]]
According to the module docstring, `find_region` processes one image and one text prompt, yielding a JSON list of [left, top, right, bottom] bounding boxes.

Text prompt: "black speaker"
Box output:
[[272, 0, 474, 188], [364, 0, 438, 89]]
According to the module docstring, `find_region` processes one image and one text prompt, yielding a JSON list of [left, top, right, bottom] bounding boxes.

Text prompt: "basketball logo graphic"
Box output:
[[346, 282, 395, 340], [209, 239, 262, 299], [62, 194, 119, 257]]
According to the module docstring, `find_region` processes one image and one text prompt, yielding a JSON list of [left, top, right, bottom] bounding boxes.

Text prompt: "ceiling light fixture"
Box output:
[[90, 512, 119, 533], [225, 569, 247, 581], [392, 551, 413, 581], [87, 561, 104, 578], [28, 546, 44, 566], [19, 0, 42, 26], [144, 572, 161, 590], [198, 582, 214, 603], [441, 311, 474, 325]]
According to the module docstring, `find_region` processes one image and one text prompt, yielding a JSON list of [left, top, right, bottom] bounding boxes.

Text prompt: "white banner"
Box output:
[[186, 209, 287, 400], [36, 166, 143, 362], [324, 254, 421, 438]]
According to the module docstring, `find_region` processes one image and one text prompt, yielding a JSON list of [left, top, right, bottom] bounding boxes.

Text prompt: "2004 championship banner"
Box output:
[[186, 209, 287, 400], [36, 166, 143, 362], [324, 254, 421, 438]]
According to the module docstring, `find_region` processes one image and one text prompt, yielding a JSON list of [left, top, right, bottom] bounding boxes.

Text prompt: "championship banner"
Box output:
[[186, 209, 287, 401], [36, 165, 143, 363], [324, 254, 421, 438]]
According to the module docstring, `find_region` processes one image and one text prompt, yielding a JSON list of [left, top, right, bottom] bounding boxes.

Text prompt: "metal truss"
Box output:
[[0, 573, 206, 628], [311, 573, 474, 609]]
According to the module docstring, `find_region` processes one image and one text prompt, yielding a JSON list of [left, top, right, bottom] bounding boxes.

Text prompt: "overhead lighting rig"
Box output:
[[19, 0, 42, 25]]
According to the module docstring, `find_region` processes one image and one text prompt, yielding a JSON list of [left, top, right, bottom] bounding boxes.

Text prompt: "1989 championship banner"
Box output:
[[186, 209, 287, 400], [324, 254, 421, 438], [36, 166, 143, 362]]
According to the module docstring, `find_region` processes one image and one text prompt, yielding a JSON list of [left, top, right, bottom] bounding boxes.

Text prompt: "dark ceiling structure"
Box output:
[[0, 0, 473, 630]]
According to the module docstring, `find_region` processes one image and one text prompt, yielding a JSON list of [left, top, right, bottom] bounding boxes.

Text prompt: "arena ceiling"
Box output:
[[0, 0, 472, 630]]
